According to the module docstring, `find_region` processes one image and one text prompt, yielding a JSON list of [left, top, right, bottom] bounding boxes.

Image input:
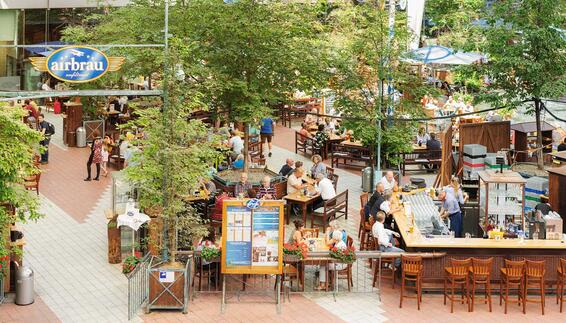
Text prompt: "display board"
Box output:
[[221, 199, 284, 275]]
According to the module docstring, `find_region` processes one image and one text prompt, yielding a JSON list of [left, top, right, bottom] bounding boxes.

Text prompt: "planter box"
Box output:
[[107, 221, 121, 264], [146, 261, 189, 314]]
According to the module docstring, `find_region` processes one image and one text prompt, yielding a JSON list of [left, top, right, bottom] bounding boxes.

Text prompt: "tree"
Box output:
[[330, 1, 437, 167], [0, 104, 43, 271], [178, 0, 329, 170], [473, 0, 566, 169]]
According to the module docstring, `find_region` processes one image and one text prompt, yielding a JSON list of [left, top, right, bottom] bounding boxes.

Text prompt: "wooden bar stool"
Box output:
[[372, 237, 396, 289], [557, 258, 566, 312], [400, 255, 423, 310], [499, 259, 526, 314], [443, 258, 471, 313], [525, 260, 546, 315], [469, 257, 493, 312]]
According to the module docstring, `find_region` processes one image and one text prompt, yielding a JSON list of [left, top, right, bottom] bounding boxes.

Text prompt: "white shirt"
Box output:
[[41, 83, 52, 91], [316, 177, 336, 200], [287, 173, 302, 194], [379, 200, 391, 214], [372, 221, 394, 247], [229, 136, 244, 154], [416, 133, 430, 145], [381, 176, 396, 192]]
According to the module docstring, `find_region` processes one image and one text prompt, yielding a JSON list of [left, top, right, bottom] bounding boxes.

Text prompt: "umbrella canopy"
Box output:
[[404, 45, 485, 65]]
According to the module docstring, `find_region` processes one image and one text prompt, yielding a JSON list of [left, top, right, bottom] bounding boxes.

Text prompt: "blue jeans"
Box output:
[[40, 138, 50, 162], [380, 235, 404, 267]]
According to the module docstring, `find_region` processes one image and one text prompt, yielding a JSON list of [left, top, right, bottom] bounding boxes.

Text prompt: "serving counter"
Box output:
[[392, 192, 566, 289]]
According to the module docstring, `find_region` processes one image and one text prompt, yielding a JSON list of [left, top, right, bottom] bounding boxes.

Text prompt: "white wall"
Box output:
[[0, 0, 130, 9]]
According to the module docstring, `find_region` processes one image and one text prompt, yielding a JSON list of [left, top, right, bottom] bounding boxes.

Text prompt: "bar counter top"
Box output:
[[392, 193, 566, 250]]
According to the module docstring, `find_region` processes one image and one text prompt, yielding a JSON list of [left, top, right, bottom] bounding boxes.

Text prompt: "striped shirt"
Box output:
[[257, 186, 277, 199]]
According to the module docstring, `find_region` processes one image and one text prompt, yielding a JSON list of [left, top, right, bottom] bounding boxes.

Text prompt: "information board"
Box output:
[[221, 200, 284, 275]]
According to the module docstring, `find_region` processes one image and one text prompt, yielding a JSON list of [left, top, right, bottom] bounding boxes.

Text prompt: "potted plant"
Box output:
[[283, 242, 308, 262], [329, 245, 357, 264], [200, 246, 221, 263], [122, 254, 141, 274]]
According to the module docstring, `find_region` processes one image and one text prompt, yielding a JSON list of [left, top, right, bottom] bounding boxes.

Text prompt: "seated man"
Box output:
[[287, 167, 306, 194], [372, 211, 403, 267], [234, 172, 252, 198], [257, 176, 276, 199], [313, 173, 336, 209], [228, 129, 244, 160], [365, 183, 385, 220], [380, 171, 398, 193], [278, 158, 295, 177], [232, 154, 244, 169], [425, 132, 441, 171], [534, 195, 552, 216], [558, 137, 566, 152], [371, 192, 402, 231]]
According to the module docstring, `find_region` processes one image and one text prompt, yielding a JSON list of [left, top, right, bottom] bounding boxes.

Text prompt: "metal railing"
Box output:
[[127, 254, 151, 321]]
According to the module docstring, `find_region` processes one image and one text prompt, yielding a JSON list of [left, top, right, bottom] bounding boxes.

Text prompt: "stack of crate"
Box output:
[[485, 153, 510, 171], [463, 144, 486, 180], [525, 176, 548, 212]]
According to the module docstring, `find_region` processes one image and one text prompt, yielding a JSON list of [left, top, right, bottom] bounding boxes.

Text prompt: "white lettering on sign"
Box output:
[[49, 58, 104, 72]]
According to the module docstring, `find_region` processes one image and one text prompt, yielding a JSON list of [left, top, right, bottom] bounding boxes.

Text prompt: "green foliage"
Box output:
[[122, 255, 140, 274], [0, 103, 43, 268], [200, 246, 221, 262], [472, 0, 566, 107]]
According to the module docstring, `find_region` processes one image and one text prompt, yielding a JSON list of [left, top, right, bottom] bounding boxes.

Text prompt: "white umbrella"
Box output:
[[117, 202, 151, 256], [404, 45, 486, 66]]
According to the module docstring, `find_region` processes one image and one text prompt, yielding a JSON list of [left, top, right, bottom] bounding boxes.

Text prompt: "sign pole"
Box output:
[[221, 275, 226, 313], [276, 275, 281, 314]]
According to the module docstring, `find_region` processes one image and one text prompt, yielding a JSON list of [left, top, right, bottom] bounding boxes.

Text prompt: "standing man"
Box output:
[[439, 189, 463, 237], [37, 114, 53, 164], [260, 117, 275, 157]]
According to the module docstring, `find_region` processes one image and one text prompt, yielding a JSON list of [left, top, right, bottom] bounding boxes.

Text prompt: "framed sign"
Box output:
[[221, 199, 284, 275]]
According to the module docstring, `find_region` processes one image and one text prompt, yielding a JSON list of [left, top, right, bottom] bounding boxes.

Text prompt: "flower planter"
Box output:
[[283, 254, 302, 263], [146, 261, 189, 314], [107, 220, 121, 264]]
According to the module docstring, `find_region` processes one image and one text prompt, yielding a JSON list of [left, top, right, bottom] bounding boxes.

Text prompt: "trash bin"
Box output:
[[15, 266, 34, 305], [76, 127, 86, 148], [362, 167, 373, 192]]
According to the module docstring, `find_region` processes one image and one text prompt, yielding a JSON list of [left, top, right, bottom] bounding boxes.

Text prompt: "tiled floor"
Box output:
[[0, 294, 60, 323]]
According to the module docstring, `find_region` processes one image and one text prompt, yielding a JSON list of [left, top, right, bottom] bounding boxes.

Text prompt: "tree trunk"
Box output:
[[534, 99, 544, 170], [243, 123, 249, 172]]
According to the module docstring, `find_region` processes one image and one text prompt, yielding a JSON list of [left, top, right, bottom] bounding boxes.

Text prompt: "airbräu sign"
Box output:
[[31, 46, 125, 83]]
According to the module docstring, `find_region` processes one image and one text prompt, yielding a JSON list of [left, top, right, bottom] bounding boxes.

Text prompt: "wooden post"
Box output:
[[107, 219, 122, 264]]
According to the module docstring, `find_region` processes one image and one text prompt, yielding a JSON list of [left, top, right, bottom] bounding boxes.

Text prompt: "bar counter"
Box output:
[[392, 193, 566, 289]]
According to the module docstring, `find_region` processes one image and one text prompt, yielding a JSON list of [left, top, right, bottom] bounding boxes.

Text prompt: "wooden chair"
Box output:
[[444, 258, 471, 313], [469, 257, 493, 312], [193, 257, 220, 291], [524, 260, 546, 315], [23, 172, 41, 195], [400, 255, 423, 310], [371, 236, 396, 289], [358, 210, 373, 251], [499, 259, 526, 314], [557, 258, 566, 312], [312, 190, 348, 231], [329, 236, 354, 291], [358, 192, 369, 239], [302, 228, 319, 238], [108, 144, 125, 170]]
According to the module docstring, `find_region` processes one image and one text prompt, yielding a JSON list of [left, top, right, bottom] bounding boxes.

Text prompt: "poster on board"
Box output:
[[222, 200, 284, 275]]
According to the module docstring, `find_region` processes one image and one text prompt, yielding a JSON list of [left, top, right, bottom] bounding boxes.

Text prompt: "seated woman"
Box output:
[[316, 229, 348, 290], [299, 123, 311, 138], [415, 127, 430, 146], [288, 220, 305, 244]]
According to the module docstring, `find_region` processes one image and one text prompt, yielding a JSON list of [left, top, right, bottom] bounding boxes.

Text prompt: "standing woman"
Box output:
[[101, 135, 113, 177], [85, 131, 103, 181]]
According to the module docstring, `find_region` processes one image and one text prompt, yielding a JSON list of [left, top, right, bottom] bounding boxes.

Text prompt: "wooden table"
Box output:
[[283, 186, 319, 226], [412, 143, 428, 151], [341, 140, 363, 147]]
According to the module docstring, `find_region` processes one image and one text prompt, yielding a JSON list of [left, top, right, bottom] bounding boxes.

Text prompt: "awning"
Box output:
[[24, 41, 67, 56], [403, 45, 486, 65]]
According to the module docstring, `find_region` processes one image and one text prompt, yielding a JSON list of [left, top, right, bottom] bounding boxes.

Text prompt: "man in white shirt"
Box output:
[[372, 211, 403, 266], [228, 130, 244, 159], [380, 171, 398, 193], [287, 167, 305, 195], [314, 173, 336, 201]]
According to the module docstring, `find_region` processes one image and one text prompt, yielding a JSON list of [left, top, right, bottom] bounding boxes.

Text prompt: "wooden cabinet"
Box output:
[[63, 101, 83, 147], [548, 166, 566, 233]]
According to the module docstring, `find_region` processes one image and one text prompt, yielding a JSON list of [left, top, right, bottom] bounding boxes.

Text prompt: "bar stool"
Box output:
[[469, 257, 493, 312], [524, 260, 546, 315], [557, 258, 566, 312], [400, 255, 423, 310], [443, 258, 471, 313], [372, 237, 396, 289], [499, 259, 526, 314]]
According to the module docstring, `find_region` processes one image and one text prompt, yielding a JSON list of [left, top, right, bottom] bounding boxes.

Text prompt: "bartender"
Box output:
[[439, 189, 463, 238], [534, 195, 552, 216]]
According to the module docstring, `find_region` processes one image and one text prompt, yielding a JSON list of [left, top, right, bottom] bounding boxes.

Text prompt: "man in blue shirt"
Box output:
[[260, 117, 274, 157], [439, 189, 463, 237]]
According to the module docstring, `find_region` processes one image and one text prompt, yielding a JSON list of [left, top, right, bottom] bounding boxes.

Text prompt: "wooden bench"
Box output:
[[311, 190, 348, 231], [295, 131, 315, 157], [331, 143, 373, 170], [400, 149, 442, 175]]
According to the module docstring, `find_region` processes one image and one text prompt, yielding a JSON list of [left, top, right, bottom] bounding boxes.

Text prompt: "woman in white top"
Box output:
[[444, 177, 467, 205], [316, 229, 347, 290], [416, 127, 430, 146]]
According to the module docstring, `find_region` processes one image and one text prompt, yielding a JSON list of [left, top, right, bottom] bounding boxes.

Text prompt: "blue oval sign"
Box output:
[[46, 46, 109, 83]]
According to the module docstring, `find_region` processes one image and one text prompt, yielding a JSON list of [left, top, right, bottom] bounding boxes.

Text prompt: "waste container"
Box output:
[[15, 266, 34, 305], [362, 167, 373, 192], [76, 127, 86, 148]]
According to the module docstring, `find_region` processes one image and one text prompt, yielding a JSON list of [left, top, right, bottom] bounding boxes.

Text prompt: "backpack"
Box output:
[[45, 122, 55, 136]]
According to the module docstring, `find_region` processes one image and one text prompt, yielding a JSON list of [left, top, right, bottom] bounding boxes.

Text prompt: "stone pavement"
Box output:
[[0, 294, 59, 323]]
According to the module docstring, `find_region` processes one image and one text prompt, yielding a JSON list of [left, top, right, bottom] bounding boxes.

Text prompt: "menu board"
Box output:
[[221, 200, 284, 275]]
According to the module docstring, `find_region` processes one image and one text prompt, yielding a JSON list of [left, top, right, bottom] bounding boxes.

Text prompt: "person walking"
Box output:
[[101, 135, 113, 177], [85, 131, 103, 181], [260, 117, 274, 157], [37, 114, 54, 164]]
